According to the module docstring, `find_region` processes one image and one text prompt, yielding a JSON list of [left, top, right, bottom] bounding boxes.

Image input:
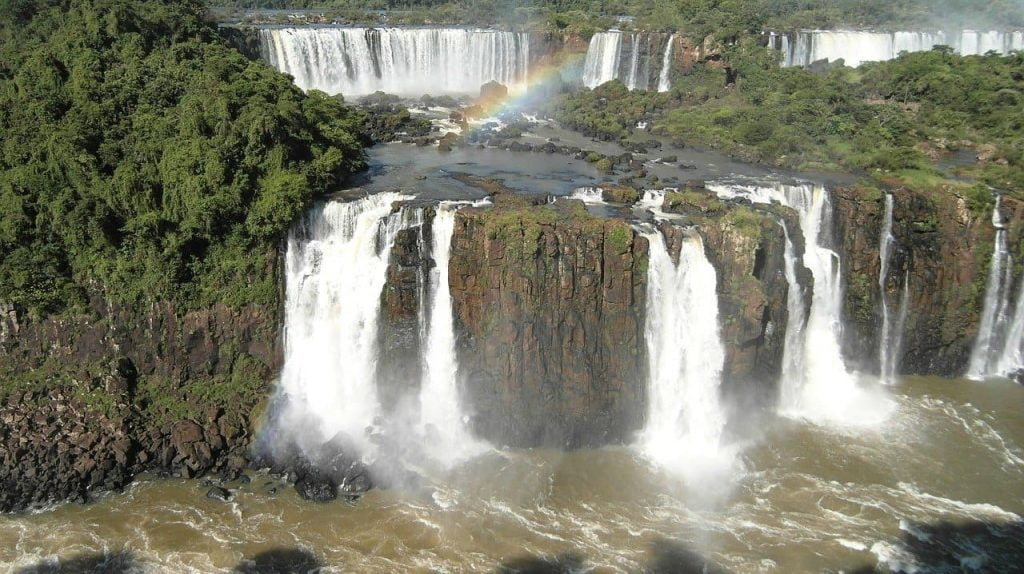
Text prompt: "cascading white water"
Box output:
[[709, 182, 891, 425], [626, 34, 642, 90], [996, 281, 1024, 376], [776, 29, 1024, 67], [779, 223, 807, 410], [260, 27, 530, 96], [418, 204, 482, 465], [278, 192, 415, 455], [582, 31, 624, 88], [583, 31, 676, 90], [657, 34, 676, 92], [640, 228, 732, 479], [878, 193, 899, 384], [967, 196, 1021, 379], [570, 187, 606, 204]]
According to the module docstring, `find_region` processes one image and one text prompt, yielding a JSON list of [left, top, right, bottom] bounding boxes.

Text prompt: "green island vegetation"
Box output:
[[548, 42, 1024, 198], [0, 0, 369, 318]]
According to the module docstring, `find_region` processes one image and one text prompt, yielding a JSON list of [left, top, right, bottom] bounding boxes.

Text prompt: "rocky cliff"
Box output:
[[660, 189, 812, 410], [0, 263, 282, 511], [448, 196, 649, 448], [833, 185, 1024, 376]]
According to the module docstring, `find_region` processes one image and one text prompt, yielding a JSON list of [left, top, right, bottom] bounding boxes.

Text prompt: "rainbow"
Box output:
[[467, 51, 588, 120]]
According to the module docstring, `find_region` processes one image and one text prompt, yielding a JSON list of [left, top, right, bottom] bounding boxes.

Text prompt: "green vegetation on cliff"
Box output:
[[0, 0, 367, 317]]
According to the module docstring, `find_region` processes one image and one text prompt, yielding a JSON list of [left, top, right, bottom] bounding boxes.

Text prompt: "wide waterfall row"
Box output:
[[583, 31, 676, 91], [771, 30, 1024, 67], [968, 196, 1024, 379], [275, 195, 479, 466], [260, 27, 530, 96]]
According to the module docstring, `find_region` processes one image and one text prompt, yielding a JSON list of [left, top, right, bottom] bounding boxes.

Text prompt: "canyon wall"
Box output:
[[834, 186, 1024, 376]]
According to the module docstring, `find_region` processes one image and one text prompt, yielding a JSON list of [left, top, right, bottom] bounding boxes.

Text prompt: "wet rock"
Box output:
[[206, 486, 232, 502], [295, 472, 337, 503], [449, 200, 648, 447]]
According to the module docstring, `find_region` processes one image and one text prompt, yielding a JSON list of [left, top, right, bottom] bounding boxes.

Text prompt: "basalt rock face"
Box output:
[[0, 267, 282, 511], [661, 191, 812, 407], [832, 186, 1024, 375], [449, 198, 648, 448], [377, 208, 434, 410]]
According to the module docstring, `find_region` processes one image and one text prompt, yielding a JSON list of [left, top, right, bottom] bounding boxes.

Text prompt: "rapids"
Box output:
[[3, 378, 1022, 573]]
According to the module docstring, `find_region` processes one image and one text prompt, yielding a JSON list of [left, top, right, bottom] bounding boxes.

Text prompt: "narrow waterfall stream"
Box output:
[[640, 227, 734, 483], [419, 204, 484, 466], [657, 34, 676, 92], [625, 34, 642, 90], [968, 195, 1024, 379], [276, 193, 416, 455], [779, 222, 808, 410], [878, 193, 899, 384]]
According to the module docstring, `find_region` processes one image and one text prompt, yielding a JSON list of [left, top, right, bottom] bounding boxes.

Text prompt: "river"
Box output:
[[3, 376, 1022, 573]]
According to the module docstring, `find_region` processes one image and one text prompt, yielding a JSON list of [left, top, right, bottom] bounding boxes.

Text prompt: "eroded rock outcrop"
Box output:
[[660, 190, 812, 406], [449, 196, 648, 448], [0, 274, 281, 511], [833, 185, 1024, 375]]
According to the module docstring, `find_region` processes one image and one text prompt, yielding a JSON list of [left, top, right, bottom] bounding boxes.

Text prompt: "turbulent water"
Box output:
[[969, 196, 1024, 379], [771, 29, 1024, 67], [641, 228, 732, 483], [583, 31, 675, 91], [260, 27, 530, 95], [4, 377, 1022, 573]]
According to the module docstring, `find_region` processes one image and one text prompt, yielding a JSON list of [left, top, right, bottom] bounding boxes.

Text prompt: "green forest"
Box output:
[[208, 0, 1024, 31], [0, 0, 368, 317]]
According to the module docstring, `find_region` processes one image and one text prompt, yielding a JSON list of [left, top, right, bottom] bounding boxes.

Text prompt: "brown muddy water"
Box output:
[[2, 377, 1023, 573]]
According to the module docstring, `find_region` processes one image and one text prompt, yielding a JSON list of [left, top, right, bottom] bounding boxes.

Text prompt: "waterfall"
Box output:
[[278, 192, 415, 454], [967, 196, 1017, 379], [779, 223, 807, 410], [709, 182, 891, 425], [996, 281, 1024, 376], [419, 204, 481, 465], [626, 34, 642, 90], [878, 193, 899, 384], [260, 27, 530, 96], [582, 31, 624, 88], [775, 29, 1024, 67], [657, 34, 676, 92], [583, 31, 675, 90], [640, 228, 732, 479], [570, 187, 606, 204]]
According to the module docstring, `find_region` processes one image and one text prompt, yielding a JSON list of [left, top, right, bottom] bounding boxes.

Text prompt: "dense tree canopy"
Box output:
[[0, 0, 367, 316]]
